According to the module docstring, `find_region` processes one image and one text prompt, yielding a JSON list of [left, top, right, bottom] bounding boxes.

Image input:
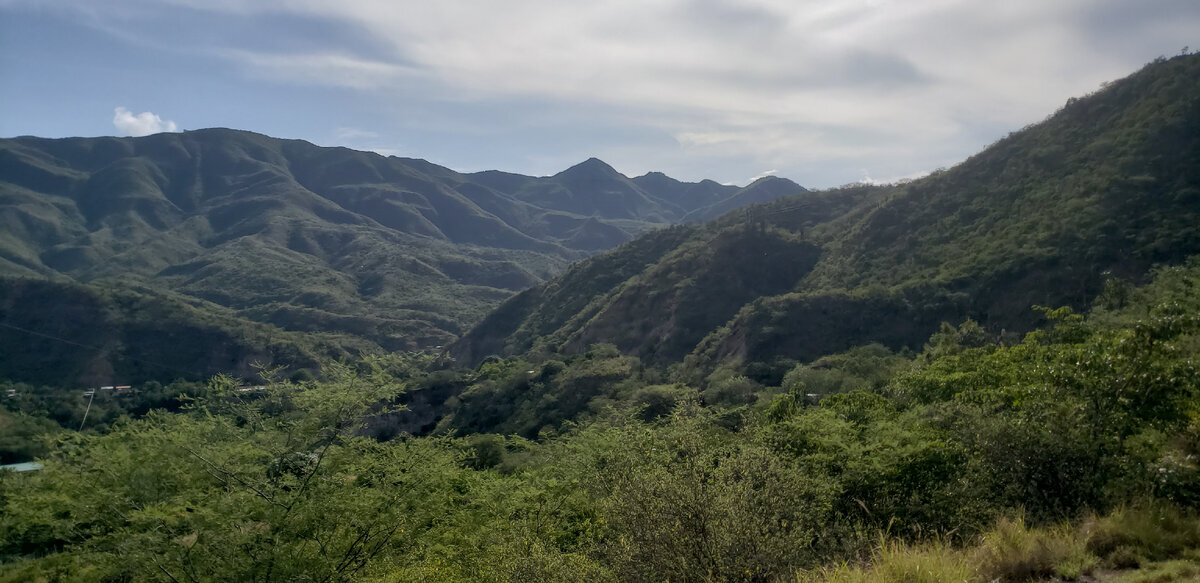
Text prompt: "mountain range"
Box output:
[[0, 132, 807, 384], [2, 54, 1199, 389], [451, 53, 1200, 372]]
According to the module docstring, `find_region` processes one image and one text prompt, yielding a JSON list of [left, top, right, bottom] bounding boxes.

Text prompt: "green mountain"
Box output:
[[0, 277, 373, 387], [451, 53, 1200, 369], [0, 131, 791, 384], [682, 175, 809, 223]]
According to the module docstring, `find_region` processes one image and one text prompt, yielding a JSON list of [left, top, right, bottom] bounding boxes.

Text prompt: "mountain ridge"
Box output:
[[450, 53, 1200, 370], [0, 130, 801, 384]]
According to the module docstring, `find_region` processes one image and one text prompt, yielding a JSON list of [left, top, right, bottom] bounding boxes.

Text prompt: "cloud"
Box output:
[[220, 50, 420, 90], [31, 0, 1200, 184], [859, 168, 931, 186], [747, 169, 779, 183], [236, 1, 1196, 177], [112, 107, 177, 136]]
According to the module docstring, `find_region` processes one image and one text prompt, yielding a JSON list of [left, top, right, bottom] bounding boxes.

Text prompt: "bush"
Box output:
[[1085, 502, 1200, 567], [974, 516, 1096, 581]]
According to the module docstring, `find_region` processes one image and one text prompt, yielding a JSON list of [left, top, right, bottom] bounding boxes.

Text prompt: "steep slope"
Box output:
[[0, 131, 793, 357], [451, 53, 1200, 368], [451, 186, 880, 364]]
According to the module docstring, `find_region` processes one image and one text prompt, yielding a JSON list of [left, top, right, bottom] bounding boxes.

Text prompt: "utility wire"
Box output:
[[0, 321, 202, 378]]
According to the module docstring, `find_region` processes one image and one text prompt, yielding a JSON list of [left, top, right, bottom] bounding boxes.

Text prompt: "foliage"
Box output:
[[455, 53, 1200, 372], [781, 343, 911, 397], [439, 344, 648, 438], [801, 503, 1200, 583], [566, 403, 837, 582], [973, 516, 1096, 581], [1, 129, 783, 369], [1, 378, 205, 434], [799, 539, 977, 583], [2, 357, 419, 580], [0, 409, 58, 464], [5, 54, 1200, 583], [0, 277, 375, 387]]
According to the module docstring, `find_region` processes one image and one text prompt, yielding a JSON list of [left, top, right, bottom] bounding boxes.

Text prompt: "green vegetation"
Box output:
[[3, 53, 1200, 583], [453, 53, 1200, 372], [0, 277, 375, 387], [0, 131, 782, 385], [803, 503, 1200, 583], [3, 252, 1199, 581]]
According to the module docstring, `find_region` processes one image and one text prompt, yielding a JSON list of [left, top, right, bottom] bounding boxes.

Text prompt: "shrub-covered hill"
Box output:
[[5, 254, 1200, 582], [0, 277, 374, 387], [0, 129, 791, 366], [451, 53, 1200, 368]]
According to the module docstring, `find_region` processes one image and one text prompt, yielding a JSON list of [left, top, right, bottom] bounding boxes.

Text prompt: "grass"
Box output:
[[799, 503, 1200, 583], [1085, 502, 1200, 569], [974, 516, 1098, 581], [798, 540, 976, 583], [1110, 559, 1200, 583]]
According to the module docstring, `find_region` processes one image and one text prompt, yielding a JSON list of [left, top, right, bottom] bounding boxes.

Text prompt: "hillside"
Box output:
[[451, 53, 1200, 369], [0, 131, 795, 384], [0, 277, 373, 387]]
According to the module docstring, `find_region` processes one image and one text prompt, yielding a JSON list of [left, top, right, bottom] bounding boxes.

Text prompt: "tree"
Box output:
[[0, 356, 452, 582]]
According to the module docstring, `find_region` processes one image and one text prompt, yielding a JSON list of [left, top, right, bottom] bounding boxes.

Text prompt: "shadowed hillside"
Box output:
[[0, 277, 374, 387]]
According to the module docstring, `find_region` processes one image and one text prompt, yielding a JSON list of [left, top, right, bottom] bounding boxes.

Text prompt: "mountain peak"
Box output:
[[746, 175, 804, 190], [636, 171, 670, 180], [557, 157, 620, 178]]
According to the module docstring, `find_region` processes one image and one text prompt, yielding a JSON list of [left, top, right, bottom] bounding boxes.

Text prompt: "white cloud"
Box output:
[[327, 127, 408, 158], [35, 0, 1200, 184], [859, 168, 931, 186], [255, 0, 1198, 183], [112, 107, 177, 136], [221, 50, 419, 90], [747, 169, 779, 183]]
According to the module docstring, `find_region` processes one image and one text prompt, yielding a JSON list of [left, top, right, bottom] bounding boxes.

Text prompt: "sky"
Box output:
[[1, 1, 1197, 187]]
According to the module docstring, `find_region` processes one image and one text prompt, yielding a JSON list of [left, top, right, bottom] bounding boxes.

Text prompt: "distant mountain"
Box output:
[[451, 53, 1200, 369], [682, 175, 809, 223], [0, 130, 797, 384]]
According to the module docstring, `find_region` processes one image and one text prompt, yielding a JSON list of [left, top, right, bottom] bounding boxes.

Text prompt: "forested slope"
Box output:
[[6, 252, 1200, 583], [0, 277, 371, 387], [452, 53, 1200, 369], [0, 131, 792, 384]]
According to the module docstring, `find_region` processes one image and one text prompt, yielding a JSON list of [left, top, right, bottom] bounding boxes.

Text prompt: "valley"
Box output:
[[2, 52, 1199, 583]]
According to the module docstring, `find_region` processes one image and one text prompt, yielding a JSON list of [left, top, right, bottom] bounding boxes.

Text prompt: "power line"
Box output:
[[0, 321, 105, 352], [0, 321, 203, 378]]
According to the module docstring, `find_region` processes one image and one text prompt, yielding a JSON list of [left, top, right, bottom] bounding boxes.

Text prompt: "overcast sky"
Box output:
[[1, 0, 1197, 187]]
